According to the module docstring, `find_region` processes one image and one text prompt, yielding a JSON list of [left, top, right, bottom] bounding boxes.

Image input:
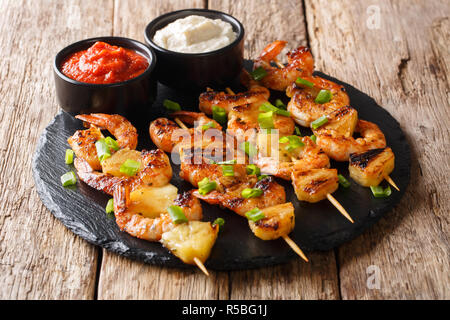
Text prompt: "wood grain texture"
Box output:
[[304, 0, 450, 299], [0, 0, 114, 299]]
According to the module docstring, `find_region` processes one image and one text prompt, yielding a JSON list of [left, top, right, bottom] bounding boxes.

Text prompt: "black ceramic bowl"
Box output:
[[144, 9, 244, 92], [54, 36, 157, 118]]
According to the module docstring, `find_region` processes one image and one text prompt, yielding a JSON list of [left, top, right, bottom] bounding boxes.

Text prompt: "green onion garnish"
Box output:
[[167, 205, 188, 224], [105, 136, 119, 151], [241, 188, 263, 199], [295, 77, 314, 88], [95, 139, 111, 162], [221, 165, 234, 177], [163, 99, 181, 112], [370, 185, 392, 198], [212, 217, 225, 231], [65, 149, 74, 165], [246, 164, 261, 176], [239, 141, 258, 158], [198, 177, 217, 195], [274, 99, 286, 109], [259, 102, 291, 117], [315, 89, 333, 104], [201, 121, 216, 131], [61, 171, 77, 187], [279, 135, 305, 152], [258, 174, 269, 181], [311, 116, 328, 130], [250, 67, 267, 81], [119, 159, 141, 177], [258, 111, 275, 130], [106, 198, 114, 214], [338, 174, 351, 188], [310, 135, 317, 143], [212, 105, 227, 125], [295, 126, 302, 136], [245, 208, 265, 222]]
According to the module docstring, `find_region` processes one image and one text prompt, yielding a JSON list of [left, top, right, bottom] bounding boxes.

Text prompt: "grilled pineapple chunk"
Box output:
[[129, 184, 178, 218], [349, 147, 395, 187], [292, 168, 339, 203], [314, 106, 358, 137], [249, 203, 295, 240], [160, 221, 219, 264], [101, 148, 142, 177]]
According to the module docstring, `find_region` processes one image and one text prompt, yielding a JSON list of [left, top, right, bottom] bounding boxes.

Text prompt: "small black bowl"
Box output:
[[54, 36, 157, 118], [144, 9, 244, 92]]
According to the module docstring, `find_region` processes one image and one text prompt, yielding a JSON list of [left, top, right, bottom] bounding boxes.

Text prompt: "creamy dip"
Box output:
[[153, 15, 237, 53]]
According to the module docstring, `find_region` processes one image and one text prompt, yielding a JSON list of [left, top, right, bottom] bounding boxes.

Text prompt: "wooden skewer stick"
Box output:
[[274, 60, 285, 69], [282, 235, 308, 262], [193, 257, 210, 276], [225, 87, 235, 95], [326, 193, 354, 223], [385, 175, 400, 191], [174, 117, 188, 130]]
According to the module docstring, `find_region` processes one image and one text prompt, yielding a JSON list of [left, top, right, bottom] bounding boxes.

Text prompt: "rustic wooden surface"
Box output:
[[0, 0, 448, 300]]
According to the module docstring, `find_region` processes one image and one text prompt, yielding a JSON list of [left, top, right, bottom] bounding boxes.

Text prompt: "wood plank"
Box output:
[[96, 0, 233, 300], [0, 0, 114, 299], [304, 0, 450, 299], [209, 0, 340, 300]]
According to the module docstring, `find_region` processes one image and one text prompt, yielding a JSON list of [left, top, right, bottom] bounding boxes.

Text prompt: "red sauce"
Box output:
[[61, 41, 149, 84]]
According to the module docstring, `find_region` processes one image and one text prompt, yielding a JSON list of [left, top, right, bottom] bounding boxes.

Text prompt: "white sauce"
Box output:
[[153, 15, 237, 53]]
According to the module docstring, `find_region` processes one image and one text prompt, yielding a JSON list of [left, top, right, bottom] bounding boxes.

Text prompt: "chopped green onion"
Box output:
[[104, 136, 119, 151], [198, 177, 217, 195], [245, 208, 265, 222], [370, 185, 392, 198], [221, 165, 234, 177], [167, 205, 188, 224], [201, 121, 216, 131], [239, 141, 258, 158], [295, 126, 302, 136], [259, 102, 291, 117], [61, 171, 77, 187], [295, 77, 314, 88], [95, 139, 111, 162], [163, 99, 181, 112], [241, 188, 263, 199], [212, 217, 225, 231], [258, 174, 269, 181], [310, 135, 317, 143], [279, 135, 305, 152], [119, 159, 141, 177], [65, 149, 74, 165], [250, 67, 267, 81], [338, 174, 351, 188], [246, 164, 261, 176], [212, 105, 227, 125], [274, 99, 286, 109], [258, 111, 275, 130], [311, 116, 328, 130], [105, 198, 114, 214], [315, 89, 333, 104]]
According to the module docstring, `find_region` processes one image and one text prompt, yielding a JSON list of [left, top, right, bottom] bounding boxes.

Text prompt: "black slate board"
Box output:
[[32, 62, 411, 270]]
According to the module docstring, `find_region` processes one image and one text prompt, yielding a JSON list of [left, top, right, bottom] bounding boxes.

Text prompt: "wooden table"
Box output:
[[1, 0, 448, 300]]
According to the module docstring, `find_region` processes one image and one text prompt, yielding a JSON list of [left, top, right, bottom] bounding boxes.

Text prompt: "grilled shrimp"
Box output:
[[113, 182, 202, 241], [315, 120, 386, 161], [68, 125, 105, 171], [74, 148, 172, 195], [286, 76, 352, 128], [75, 113, 138, 150], [253, 41, 314, 91]]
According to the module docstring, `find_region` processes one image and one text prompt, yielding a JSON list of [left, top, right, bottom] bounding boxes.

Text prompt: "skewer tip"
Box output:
[[326, 193, 354, 223], [385, 176, 400, 191], [282, 235, 309, 262], [193, 257, 209, 276]]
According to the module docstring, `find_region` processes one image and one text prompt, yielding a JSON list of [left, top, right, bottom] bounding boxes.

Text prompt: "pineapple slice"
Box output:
[[160, 221, 219, 265], [349, 147, 395, 187], [129, 184, 178, 218], [248, 203, 295, 240], [314, 106, 358, 137], [292, 168, 339, 203], [101, 148, 142, 177]]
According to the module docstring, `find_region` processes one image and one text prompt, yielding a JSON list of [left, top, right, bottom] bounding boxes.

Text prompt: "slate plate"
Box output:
[[32, 62, 411, 270]]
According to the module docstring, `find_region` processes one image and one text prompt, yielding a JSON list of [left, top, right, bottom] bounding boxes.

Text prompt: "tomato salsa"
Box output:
[[61, 41, 149, 84]]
